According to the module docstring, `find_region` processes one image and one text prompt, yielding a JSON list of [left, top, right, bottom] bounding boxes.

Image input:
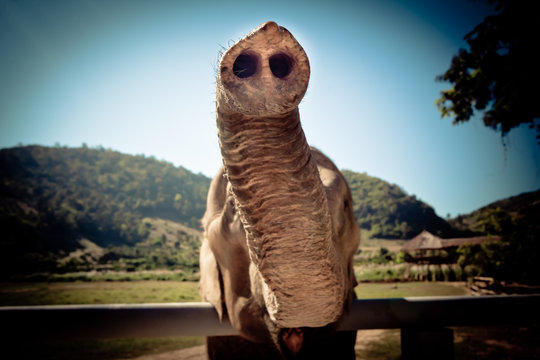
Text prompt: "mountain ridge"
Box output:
[[1, 145, 536, 276]]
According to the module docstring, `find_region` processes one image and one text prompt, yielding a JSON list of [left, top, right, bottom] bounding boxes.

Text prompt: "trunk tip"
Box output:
[[257, 21, 279, 33]]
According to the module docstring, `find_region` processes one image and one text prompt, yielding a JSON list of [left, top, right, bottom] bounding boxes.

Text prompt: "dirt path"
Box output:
[[122, 330, 387, 360], [125, 345, 207, 360], [354, 329, 388, 353]]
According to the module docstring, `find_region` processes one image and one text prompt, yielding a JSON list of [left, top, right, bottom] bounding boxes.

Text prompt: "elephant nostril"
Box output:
[[269, 53, 293, 78], [233, 52, 258, 78]]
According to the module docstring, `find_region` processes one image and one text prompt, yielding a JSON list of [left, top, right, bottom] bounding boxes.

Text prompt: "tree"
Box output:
[[436, 0, 540, 143]]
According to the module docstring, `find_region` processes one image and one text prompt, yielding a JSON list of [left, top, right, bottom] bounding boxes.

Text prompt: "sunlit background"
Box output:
[[1, 0, 538, 218]]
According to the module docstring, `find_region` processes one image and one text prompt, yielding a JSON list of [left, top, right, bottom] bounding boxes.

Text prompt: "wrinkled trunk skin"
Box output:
[[200, 21, 360, 359], [216, 21, 346, 329]]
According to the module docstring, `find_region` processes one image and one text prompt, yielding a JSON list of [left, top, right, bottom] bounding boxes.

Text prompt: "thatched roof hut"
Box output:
[[400, 230, 501, 264], [442, 236, 500, 248], [401, 230, 443, 252], [401, 230, 501, 253]]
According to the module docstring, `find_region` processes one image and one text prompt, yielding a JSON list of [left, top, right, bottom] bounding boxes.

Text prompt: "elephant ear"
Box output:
[[199, 238, 224, 320]]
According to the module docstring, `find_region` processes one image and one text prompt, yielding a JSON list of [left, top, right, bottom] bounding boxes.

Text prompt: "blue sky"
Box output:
[[1, 0, 538, 218]]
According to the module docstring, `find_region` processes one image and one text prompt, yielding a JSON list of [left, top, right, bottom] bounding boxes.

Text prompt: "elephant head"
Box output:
[[200, 21, 360, 358]]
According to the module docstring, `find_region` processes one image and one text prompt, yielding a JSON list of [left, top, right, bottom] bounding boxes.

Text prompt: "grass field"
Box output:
[[0, 280, 200, 306], [355, 281, 468, 298], [0, 280, 467, 307]]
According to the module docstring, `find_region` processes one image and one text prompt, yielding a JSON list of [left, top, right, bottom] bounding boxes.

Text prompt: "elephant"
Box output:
[[199, 21, 360, 359]]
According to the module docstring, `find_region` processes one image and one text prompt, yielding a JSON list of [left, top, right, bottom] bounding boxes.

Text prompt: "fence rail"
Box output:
[[1, 295, 538, 341]]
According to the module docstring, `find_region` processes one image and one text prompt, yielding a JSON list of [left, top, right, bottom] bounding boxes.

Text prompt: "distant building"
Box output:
[[401, 230, 501, 265]]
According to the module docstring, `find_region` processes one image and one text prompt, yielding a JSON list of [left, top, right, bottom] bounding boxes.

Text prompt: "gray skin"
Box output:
[[200, 21, 360, 359]]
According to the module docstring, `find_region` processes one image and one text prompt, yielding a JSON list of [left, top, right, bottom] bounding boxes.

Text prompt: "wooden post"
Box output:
[[405, 263, 411, 280], [401, 327, 454, 360]]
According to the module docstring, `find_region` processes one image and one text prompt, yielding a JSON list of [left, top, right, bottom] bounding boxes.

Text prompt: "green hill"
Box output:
[[342, 170, 454, 239], [0, 145, 210, 277], [449, 189, 540, 236], [6, 144, 522, 278]]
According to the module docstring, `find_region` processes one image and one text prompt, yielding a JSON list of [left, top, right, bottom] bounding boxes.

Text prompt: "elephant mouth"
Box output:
[[278, 325, 337, 358], [281, 328, 304, 356]]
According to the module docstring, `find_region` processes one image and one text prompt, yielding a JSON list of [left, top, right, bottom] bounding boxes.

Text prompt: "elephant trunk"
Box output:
[[215, 21, 346, 328]]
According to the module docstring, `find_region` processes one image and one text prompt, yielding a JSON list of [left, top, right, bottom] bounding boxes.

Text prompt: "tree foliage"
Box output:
[[456, 217, 539, 285], [436, 0, 540, 142], [452, 189, 540, 284]]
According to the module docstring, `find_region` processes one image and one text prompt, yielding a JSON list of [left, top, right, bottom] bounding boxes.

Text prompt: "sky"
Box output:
[[1, 0, 538, 218]]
